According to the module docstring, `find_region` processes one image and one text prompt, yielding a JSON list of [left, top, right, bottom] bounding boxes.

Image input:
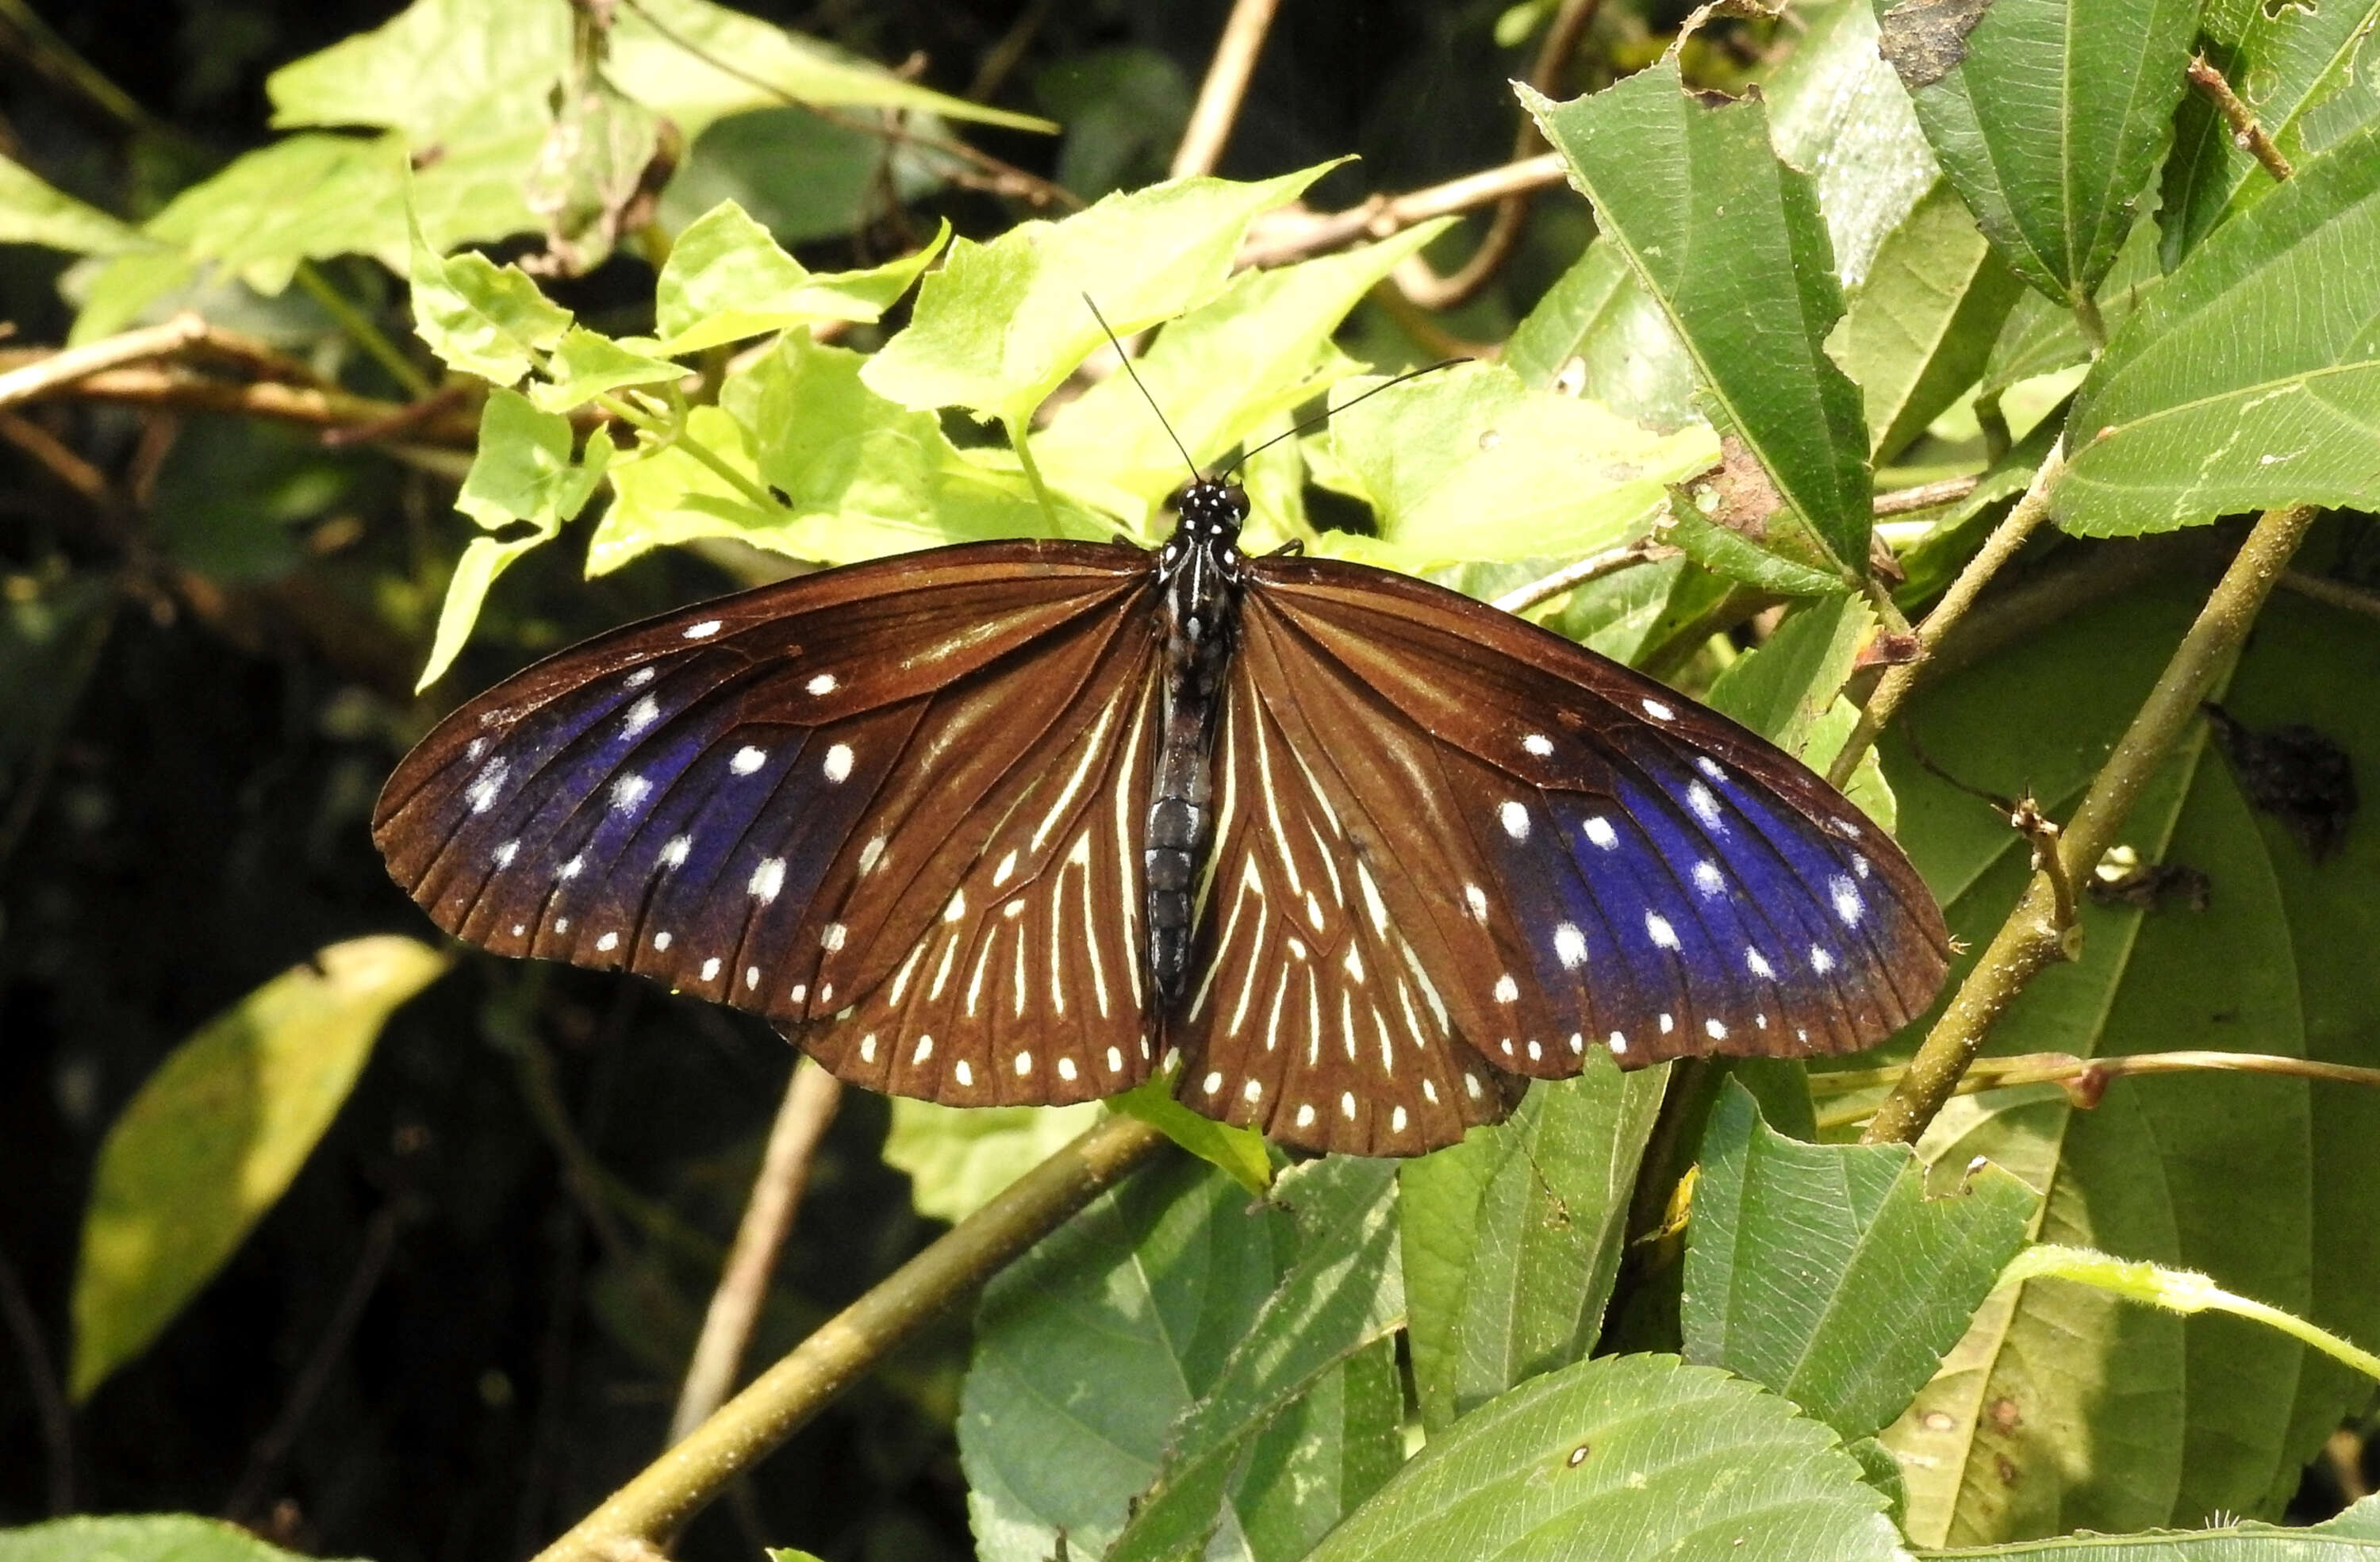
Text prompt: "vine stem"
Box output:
[[1171, 0, 1281, 178], [530, 1115, 1171, 1562], [1006, 414, 1063, 531], [1811, 1049, 2380, 1131], [1862, 501, 2322, 1146], [294, 261, 433, 397], [1825, 443, 2064, 789], [595, 390, 789, 520]]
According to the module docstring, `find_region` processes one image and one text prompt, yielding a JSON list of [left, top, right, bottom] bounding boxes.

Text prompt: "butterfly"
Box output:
[[374, 367, 1949, 1158]]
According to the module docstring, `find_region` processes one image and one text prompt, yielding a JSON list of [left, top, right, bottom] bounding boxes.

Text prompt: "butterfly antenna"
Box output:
[[1219, 358, 1468, 477], [1083, 294, 1203, 485]]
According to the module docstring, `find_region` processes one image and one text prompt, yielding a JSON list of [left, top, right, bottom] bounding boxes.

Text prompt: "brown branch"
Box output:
[[2188, 54, 2295, 183], [1874, 474, 1983, 517], [667, 1059, 843, 1445], [0, 1240, 72, 1514], [531, 1114, 1171, 1561], [1172, 0, 1282, 179], [0, 313, 209, 411], [48, 367, 481, 447], [1237, 153, 1571, 271], [1389, 0, 1601, 311], [0, 409, 114, 509], [1814, 1049, 2380, 1130], [1862, 502, 2323, 1146]]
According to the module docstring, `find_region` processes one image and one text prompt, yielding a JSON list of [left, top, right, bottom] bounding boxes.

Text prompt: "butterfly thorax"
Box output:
[[1145, 478, 1248, 1007]]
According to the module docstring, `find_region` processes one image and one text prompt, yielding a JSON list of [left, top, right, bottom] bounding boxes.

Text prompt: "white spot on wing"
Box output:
[[1015, 1052, 1033, 1077], [610, 773, 651, 812], [1692, 860, 1723, 896], [466, 758, 512, 814], [1646, 912, 1679, 950], [1493, 973, 1519, 1004], [823, 744, 854, 783], [624, 667, 656, 688], [701, 957, 721, 981], [1553, 923, 1587, 969], [1830, 875, 1864, 926], [730, 746, 768, 774], [821, 922, 847, 950], [1296, 1103, 1316, 1128], [1392, 1105, 1408, 1133], [1696, 757, 1727, 782], [1522, 733, 1553, 757], [955, 1059, 973, 1088], [559, 855, 585, 881], [683, 619, 723, 639], [1686, 782, 1724, 828], [1609, 1030, 1629, 1055], [805, 672, 837, 695], [621, 695, 661, 737], [597, 931, 620, 952], [1203, 1071, 1224, 1096], [652, 931, 672, 951], [1747, 946, 1775, 978], [1706, 1018, 1728, 1039], [1584, 816, 1618, 850], [1464, 884, 1488, 921], [749, 858, 786, 903], [1811, 945, 1837, 973], [1643, 698, 1675, 720], [492, 839, 519, 868], [1499, 800, 1530, 840], [660, 835, 691, 869]]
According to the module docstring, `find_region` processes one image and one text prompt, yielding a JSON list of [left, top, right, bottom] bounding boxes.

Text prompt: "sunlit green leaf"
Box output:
[[0, 1514, 364, 1562], [654, 202, 946, 354], [409, 231, 572, 385], [1875, 0, 2198, 304], [1703, 593, 1873, 756], [529, 326, 683, 412], [881, 1100, 1103, 1224], [1913, 1492, 2380, 1557], [1307, 1353, 1903, 1562], [0, 154, 153, 255], [1684, 1081, 2038, 1441], [1106, 1078, 1273, 1197], [2055, 122, 2380, 535], [862, 165, 1333, 430], [70, 937, 449, 1399], [1503, 239, 1702, 433], [1527, 61, 1873, 578], [1399, 1059, 1664, 1430]]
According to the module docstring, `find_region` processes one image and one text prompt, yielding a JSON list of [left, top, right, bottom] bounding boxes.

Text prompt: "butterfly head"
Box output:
[[1170, 477, 1249, 546]]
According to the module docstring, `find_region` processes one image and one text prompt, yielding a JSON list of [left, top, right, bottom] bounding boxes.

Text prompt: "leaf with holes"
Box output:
[[654, 201, 948, 355]]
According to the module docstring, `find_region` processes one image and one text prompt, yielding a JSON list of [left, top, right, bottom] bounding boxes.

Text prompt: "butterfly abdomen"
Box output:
[[1145, 482, 1250, 1006]]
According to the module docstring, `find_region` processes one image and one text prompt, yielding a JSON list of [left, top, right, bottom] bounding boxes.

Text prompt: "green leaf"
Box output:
[[2055, 121, 2380, 536], [1702, 592, 1875, 755], [861, 164, 1333, 430], [1107, 1079, 1273, 1197], [881, 1100, 1103, 1223], [654, 201, 947, 354], [1665, 504, 1851, 598], [145, 132, 413, 294], [960, 1156, 1296, 1562], [529, 326, 684, 412], [658, 106, 950, 248], [0, 154, 152, 255], [1321, 362, 1718, 564], [0, 1515, 364, 1562], [1760, 0, 1943, 294], [1039, 46, 1194, 201], [1874, 0, 2198, 304], [589, 403, 781, 575], [1306, 1353, 1903, 1562], [1683, 1080, 2039, 1441], [1526, 61, 1874, 578], [1107, 1157, 1404, 1562], [1869, 574, 2380, 1542], [267, 0, 1047, 144], [2160, 0, 2380, 267], [70, 937, 448, 1399], [409, 230, 573, 385], [1836, 178, 2027, 461], [1502, 239, 1702, 433], [522, 67, 662, 277], [1914, 1492, 2380, 1556], [1399, 1060, 1666, 1431], [1231, 1337, 1405, 1562], [1035, 223, 1451, 525], [1977, 213, 2163, 405], [419, 389, 610, 689]]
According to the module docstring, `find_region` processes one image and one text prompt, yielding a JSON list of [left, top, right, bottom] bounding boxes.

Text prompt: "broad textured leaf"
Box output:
[[1836, 178, 2027, 460], [1502, 239, 1702, 434], [0, 1515, 363, 1562], [880, 1100, 1100, 1222], [862, 165, 1331, 429], [1035, 224, 1451, 524], [69, 937, 448, 1399], [1975, 213, 2163, 406], [1399, 1058, 1664, 1430], [654, 201, 947, 355], [1306, 1353, 1904, 1562], [529, 326, 682, 413], [963, 1157, 1395, 1562], [1683, 1080, 2038, 1441], [0, 154, 152, 255], [1916, 1493, 2380, 1557], [1527, 61, 1874, 579], [1761, 0, 1943, 293], [1875, 0, 2198, 303], [1868, 578, 2380, 1542], [2160, 0, 2380, 266], [2056, 122, 2380, 535], [1107, 1157, 1404, 1562], [1321, 362, 1717, 563], [1702, 593, 1874, 758], [657, 106, 950, 248]]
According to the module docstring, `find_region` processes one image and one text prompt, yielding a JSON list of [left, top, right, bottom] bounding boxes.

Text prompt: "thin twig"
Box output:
[[1491, 539, 1665, 615], [2280, 568, 2380, 624], [0, 1240, 72, 1514], [0, 409, 113, 509], [668, 1060, 843, 1445], [967, 0, 1057, 102], [294, 261, 434, 397], [2188, 54, 2296, 183], [1237, 153, 1570, 271], [223, 1202, 405, 1522], [1862, 502, 2323, 1146], [0, 313, 209, 411], [1812, 1049, 2380, 1131], [1171, 0, 1282, 178], [48, 367, 479, 445], [1825, 443, 2064, 789], [1391, 0, 1601, 311], [1874, 474, 1982, 516], [531, 1114, 1171, 1561]]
